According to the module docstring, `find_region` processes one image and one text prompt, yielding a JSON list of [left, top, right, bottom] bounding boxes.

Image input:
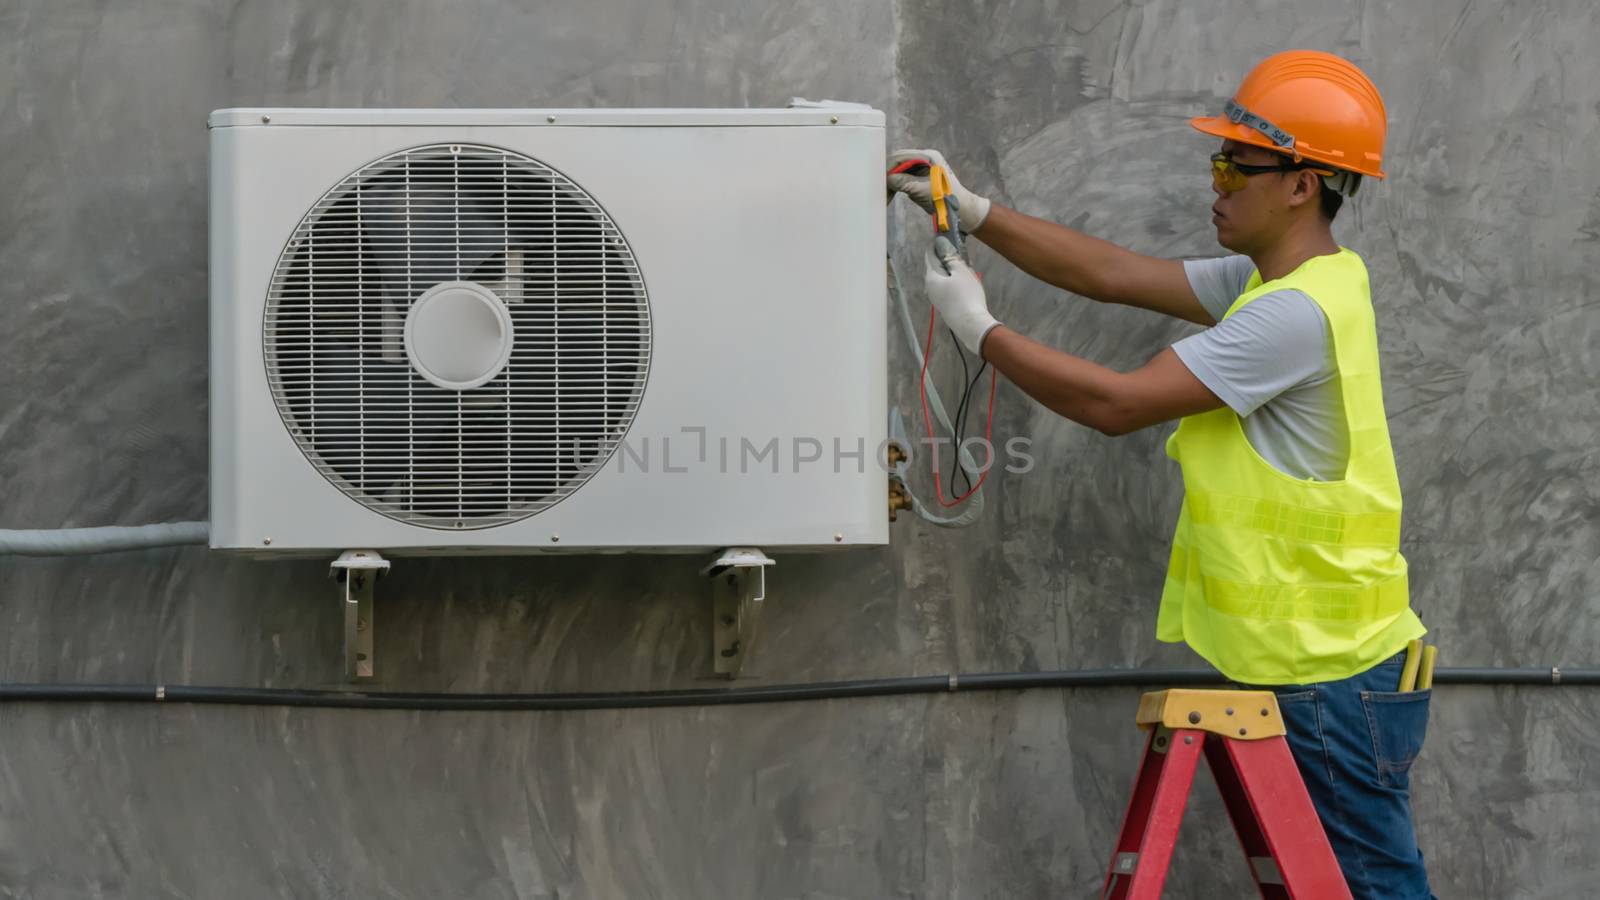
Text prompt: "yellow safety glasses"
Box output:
[[1210, 152, 1332, 193]]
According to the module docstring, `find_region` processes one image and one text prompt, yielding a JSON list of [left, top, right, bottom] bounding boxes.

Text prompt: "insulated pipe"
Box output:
[[2, 667, 1595, 711], [0, 521, 209, 556]]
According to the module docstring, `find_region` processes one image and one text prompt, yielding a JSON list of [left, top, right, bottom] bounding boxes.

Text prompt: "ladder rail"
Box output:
[[1100, 728, 1203, 900], [1221, 736, 1354, 899]]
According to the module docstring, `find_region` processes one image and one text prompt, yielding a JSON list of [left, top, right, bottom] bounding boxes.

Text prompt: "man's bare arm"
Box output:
[[980, 328, 1224, 435], [974, 205, 1215, 326]]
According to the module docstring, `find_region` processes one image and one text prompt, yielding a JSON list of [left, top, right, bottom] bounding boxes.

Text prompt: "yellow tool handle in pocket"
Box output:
[[1417, 644, 1438, 690], [1398, 639, 1424, 692]]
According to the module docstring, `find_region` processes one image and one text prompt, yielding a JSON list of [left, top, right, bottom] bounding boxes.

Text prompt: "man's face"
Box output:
[[1210, 140, 1309, 253]]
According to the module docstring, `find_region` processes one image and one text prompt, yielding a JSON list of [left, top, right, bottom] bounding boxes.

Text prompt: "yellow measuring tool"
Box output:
[[929, 164, 954, 235]]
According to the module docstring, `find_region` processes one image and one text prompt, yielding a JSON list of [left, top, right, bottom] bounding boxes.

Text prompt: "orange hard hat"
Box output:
[[1191, 50, 1387, 180]]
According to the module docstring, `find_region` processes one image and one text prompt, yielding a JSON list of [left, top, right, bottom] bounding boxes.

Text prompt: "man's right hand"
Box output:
[[886, 149, 993, 234], [888, 149, 1211, 325]]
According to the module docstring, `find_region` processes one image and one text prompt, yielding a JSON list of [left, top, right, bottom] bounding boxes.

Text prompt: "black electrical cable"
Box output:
[[945, 334, 989, 495], [946, 327, 975, 493], [2, 667, 1595, 712], [951, 359, 989, 491]]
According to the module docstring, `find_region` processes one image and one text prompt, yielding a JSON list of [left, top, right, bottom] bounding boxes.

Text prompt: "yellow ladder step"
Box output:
[[1135, 689, 1285, 740]]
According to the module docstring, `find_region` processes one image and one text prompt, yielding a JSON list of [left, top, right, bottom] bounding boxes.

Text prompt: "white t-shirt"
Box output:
[[1171, 256, 1349, 482]]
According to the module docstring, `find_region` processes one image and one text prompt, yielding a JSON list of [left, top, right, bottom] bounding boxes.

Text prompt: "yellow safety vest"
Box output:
[[1157, 248, 1425, 684]]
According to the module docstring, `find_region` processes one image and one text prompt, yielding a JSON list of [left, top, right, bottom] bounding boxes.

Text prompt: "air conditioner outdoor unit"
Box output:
[[209, 105, 887, 559]]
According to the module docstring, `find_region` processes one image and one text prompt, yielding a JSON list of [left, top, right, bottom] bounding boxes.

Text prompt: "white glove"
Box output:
[[887, 149, 992, 233], [924, 244, 1000, 356]]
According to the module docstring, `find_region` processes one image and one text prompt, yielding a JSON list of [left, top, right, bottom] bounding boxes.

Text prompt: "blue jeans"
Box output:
[[1241, 651, 1435, 899]]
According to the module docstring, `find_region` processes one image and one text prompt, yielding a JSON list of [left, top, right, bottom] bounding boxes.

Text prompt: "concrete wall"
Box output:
[[2, 1, 1596, 897]]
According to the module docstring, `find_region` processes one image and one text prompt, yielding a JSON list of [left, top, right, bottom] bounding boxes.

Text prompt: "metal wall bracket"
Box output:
[[329, 550, 389, 681], [701, 547, 775, 678]]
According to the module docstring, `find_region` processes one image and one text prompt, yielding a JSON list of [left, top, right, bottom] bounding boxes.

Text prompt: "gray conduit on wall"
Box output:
[[0, 522, 210, 556], [1, 667, 1595, 711]]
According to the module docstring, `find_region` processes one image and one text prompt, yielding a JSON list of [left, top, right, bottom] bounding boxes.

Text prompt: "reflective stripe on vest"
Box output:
[[1156, 248, 1424, 685]]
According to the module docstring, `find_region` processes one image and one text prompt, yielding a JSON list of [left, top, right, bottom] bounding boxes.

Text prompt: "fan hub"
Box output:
[[403, 281, 514, 390]]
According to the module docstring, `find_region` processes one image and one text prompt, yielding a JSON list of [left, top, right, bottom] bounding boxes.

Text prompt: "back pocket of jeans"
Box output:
[[1361, 689, 1431, 789]]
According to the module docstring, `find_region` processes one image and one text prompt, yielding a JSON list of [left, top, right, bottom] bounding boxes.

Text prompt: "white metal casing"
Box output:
[[210, 106, 887, 555]]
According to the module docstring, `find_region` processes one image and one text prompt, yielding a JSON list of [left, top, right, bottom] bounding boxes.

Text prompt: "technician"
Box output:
[[887, 51, 1433, 899]]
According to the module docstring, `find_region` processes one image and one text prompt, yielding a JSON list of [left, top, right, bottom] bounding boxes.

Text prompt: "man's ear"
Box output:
[[1286, 169, 1321, 210]]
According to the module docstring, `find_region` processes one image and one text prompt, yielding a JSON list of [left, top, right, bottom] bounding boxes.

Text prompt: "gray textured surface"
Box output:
[[1, 1, 1596, 897]]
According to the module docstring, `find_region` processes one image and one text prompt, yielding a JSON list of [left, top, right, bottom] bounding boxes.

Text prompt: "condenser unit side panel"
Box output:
[[208, 128, 244, 548], [213, 120, 885, 552]]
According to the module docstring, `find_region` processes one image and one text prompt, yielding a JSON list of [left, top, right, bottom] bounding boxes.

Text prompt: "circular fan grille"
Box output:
[[264, 143, 651, 529]]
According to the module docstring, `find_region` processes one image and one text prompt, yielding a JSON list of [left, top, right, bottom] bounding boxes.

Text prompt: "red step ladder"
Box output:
[[1100, 689, 1353, 899]]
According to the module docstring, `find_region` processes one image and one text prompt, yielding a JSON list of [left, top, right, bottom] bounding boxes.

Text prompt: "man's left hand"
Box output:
[[924, 245, 1001, 357]]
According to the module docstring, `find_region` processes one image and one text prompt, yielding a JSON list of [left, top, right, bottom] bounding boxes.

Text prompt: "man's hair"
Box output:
[[1319, 182, 1345, 221]]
